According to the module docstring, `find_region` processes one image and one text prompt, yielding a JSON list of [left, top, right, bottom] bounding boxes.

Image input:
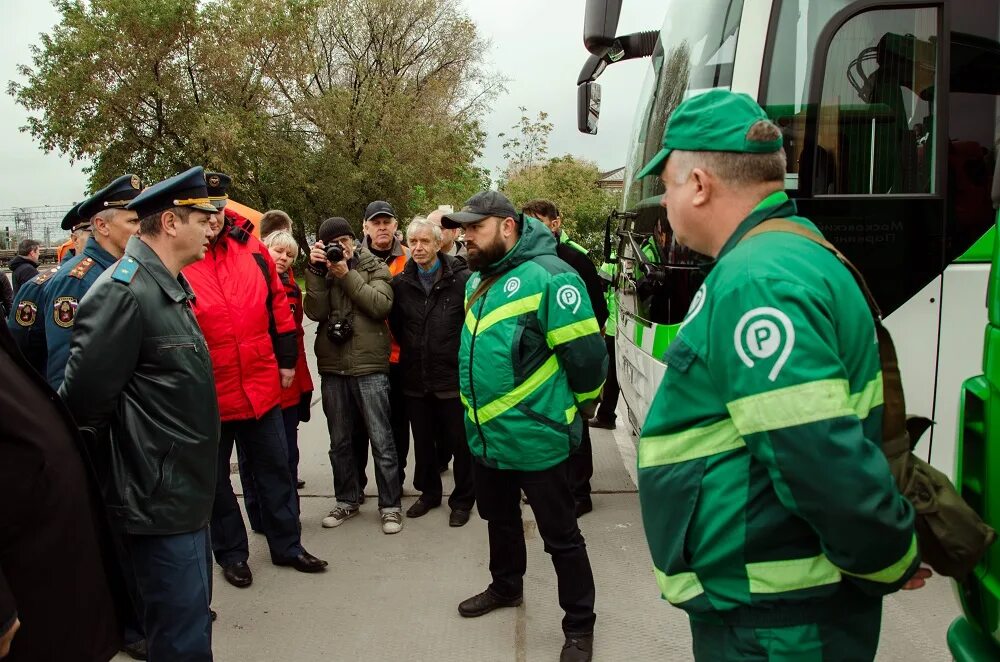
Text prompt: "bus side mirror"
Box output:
[[578, 81, 602, 135]]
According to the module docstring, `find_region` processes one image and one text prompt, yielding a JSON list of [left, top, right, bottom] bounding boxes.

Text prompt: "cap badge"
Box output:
[[208, 175, 221, 187], [130, 175, 141, 189]]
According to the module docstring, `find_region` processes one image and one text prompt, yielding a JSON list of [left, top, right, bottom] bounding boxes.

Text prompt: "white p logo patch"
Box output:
[[504, 277, 522, 297], [734, 307, 795, 381], [556, 285, 582, 314]]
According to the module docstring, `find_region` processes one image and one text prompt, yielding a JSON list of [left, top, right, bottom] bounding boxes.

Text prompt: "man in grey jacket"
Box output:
[[304, 217, 403, 535]]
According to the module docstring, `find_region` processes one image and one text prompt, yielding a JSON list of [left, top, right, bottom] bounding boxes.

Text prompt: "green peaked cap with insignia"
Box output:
[[636, 89, 783, 180]]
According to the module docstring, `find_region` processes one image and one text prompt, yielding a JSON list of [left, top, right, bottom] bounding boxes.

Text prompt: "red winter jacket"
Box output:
[[183, 212, 298, 422], [279, 268, 314, 410]]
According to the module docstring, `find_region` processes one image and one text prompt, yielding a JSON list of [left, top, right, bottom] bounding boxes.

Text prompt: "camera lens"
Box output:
[[325, 243, 344, 263]]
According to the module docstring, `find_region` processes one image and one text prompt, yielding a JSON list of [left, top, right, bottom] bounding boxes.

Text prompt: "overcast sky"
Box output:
[[0, 0, 661, 208]]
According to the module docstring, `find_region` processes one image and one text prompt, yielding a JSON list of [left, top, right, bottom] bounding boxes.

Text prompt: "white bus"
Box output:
[[579, 0, 1000, 479]]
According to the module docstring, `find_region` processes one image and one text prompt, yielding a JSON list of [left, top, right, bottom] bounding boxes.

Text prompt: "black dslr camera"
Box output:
[[326, 316, 354, 344], [325, 242, 345, 264]]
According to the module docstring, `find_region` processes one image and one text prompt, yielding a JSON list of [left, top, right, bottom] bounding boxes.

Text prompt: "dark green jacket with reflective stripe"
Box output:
[[460, 217, 608, 471], [638, 191, 917, 617]]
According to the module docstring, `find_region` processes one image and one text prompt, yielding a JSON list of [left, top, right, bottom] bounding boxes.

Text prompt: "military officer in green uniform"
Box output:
[[635, 90, 921, 660], [41, 174, 141, 390]]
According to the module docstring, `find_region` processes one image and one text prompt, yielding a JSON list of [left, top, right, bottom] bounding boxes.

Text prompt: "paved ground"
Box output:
[[115, 321, 963, 661]]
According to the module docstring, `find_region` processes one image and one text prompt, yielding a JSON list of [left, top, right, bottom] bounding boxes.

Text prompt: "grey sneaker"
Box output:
[[381, 510, 403, 534], [322, 506, 358, 528]]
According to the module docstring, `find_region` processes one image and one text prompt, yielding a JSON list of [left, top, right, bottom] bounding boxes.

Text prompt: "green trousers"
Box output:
[[689, 602, 882, 661]]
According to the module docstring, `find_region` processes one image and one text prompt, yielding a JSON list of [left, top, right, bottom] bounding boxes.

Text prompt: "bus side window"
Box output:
[[815, 8, 939, 196]]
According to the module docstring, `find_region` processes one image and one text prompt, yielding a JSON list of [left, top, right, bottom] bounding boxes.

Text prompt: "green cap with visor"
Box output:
[[636, 89, 783, 180]]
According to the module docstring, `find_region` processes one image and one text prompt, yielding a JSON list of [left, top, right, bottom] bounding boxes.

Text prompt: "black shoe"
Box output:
[[296, 479, 306, 489], [587, 417, 616, 430], [406, 499, 439, 518], [274, 551, 328, 573], [223, 561, 253, 588], [458, 589, 522, 618], [211, 609, 217, 622], [560, 634, 594, 662], [449, 509, 471, 527], [121, 639, 148, 660], [358, 492, 366, 505], [575, 501, 593, 518]]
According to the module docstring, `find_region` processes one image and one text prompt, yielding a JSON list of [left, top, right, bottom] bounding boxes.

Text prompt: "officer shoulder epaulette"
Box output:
[[31, 266, 59, 285], [68, 257, 96, 280], [111, 257, 139, 284]]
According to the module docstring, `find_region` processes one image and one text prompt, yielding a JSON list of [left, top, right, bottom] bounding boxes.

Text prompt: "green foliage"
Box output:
[[497, 107, 553, 179], [10, 0, 503, 247], [502, 155, 616, 260]]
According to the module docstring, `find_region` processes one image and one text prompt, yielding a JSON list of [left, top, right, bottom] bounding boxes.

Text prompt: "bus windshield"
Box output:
[[622, 0, 746, 214]]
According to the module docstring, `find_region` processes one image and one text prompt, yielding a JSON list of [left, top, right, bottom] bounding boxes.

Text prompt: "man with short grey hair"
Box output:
[[389, 218, 474, 525], [635, 89, 921, 660]]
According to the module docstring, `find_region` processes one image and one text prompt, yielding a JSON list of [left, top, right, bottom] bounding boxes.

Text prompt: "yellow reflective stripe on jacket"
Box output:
[[841, 534, 917, 584], [727, 379, 854, 434], [472, 355, 559, 424], [849, 373, 884, 420], [565, 405, 577, 424], [574, 382, 604, 404], [639, 419, 744, 468], [746, 554, 842, 594], [464, 293, 542, 335], [653, 567, 704, 604], [546, 318, 600, 348]]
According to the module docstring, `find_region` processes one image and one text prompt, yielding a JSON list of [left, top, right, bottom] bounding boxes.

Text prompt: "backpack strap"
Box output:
[[739, 219, 908, 459], [464, 273, 502, 315]]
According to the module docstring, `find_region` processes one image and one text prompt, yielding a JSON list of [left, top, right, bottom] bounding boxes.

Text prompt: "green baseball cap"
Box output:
[[636, 89, 783, 180]]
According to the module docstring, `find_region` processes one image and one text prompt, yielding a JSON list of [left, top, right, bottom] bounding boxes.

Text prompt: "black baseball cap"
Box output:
[[364, 200, 396, 222], [441, 191, 518, 229]]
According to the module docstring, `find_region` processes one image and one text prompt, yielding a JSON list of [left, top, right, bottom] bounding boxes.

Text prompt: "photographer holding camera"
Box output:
[[304, 217, 404, 535]]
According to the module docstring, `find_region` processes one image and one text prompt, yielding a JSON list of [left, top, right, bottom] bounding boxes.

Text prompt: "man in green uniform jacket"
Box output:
[[443, 190, 607, 662], [635, 90, 920, 660]]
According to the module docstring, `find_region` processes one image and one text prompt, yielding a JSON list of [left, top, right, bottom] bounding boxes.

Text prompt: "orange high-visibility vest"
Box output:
[[387, 249, 408, 364]]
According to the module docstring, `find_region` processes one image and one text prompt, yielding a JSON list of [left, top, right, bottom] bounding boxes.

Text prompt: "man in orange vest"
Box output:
[[353, 200, 411, 496]]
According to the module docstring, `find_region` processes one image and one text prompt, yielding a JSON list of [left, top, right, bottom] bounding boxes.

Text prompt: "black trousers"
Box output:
[[474, 460, 596, 635], [354, 362, 410, 492], [211, 407, 303, 566], [595, 334, 619, 423], [568, 424, 593, 507], [406, 394, 475, 511]]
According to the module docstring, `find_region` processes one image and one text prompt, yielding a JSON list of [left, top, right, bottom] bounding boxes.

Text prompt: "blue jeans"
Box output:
[[124, 528, 213, 661], [321, 373, 401, 511], [211, 407, 304, 566], [239, 406, 301, 531]]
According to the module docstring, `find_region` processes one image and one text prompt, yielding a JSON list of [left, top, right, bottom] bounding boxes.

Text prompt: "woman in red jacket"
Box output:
[[263, 230, 314, 488]]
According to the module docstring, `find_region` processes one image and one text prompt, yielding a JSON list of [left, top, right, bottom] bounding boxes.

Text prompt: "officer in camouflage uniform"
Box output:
[[41, 174, 141, 390], [635, 90, 920, 660]]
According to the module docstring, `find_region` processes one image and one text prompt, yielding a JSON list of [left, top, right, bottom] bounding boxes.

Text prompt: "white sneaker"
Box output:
[[381, 511, 403, 534], [322, 506, 358, 528]]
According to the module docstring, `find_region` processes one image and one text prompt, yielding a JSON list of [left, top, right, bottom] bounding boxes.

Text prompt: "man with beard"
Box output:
[[444, 191, 607, 662]]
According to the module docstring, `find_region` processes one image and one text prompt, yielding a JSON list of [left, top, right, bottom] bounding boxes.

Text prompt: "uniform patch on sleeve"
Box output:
[[15, 300, 37, 327], [555, 284, 582, 313], [53, 296, 79, 328], [734, 307, 795, 382]]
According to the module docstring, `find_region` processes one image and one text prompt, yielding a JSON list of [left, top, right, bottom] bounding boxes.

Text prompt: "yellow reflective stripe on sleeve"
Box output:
[[653, 567, 704, 604], [849, 373, 884, 420], [746, 554, 842, 594], [464, 293, 542, 334], [638, 419, 744, 468], [574, 382, 605, 404], [841, 534, 917, 584], [727, 379, 853, 435], [565, 405, 577, 424], [474, 355, 559, 424], [546, 318, 600, 347]]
